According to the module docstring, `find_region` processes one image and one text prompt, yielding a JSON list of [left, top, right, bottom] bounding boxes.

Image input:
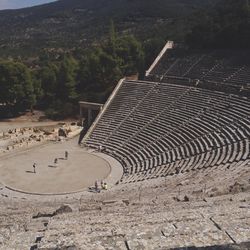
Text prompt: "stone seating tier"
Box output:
[[85, 80, 250, 183]]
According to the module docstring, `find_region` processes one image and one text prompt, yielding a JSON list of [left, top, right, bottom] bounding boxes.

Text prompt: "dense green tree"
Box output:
[[30, 70, 43, 111], [77, 48, 122, 102], [77, 31, 144, 103], [57, 55, 78, 102], [38, 63, 58, 107], [0, 60, 36, 111], [115, 35, 145, 76]]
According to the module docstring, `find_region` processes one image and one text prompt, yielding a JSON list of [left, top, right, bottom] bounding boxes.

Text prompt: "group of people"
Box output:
[[32, 151, 69, 173], [95, 180, 108, 192]]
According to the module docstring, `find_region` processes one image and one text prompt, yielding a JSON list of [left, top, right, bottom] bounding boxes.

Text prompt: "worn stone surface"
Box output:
[[0, 140, 249, 249]]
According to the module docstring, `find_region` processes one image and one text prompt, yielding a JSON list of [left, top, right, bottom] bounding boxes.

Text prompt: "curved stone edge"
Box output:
[[1, 151, 122, 196], [4, 185, 88, 196], [91, 151, 124, 187]]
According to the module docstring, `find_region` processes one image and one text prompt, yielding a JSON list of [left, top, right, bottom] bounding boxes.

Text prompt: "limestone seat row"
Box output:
[[85, 80, 250, 183]]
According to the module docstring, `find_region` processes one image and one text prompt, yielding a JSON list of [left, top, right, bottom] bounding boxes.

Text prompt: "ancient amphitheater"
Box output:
[[0, 42, 249, 250]]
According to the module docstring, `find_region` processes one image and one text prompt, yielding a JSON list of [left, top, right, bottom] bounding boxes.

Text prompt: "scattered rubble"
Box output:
[[0, 123, 81, 155]]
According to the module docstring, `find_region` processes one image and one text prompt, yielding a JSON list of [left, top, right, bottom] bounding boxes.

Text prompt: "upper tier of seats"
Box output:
[[148, 48, 250, 88], [84, 80, 250, 183]]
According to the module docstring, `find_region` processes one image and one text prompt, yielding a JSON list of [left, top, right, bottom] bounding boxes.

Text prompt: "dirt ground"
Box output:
[[0, 110, 75, 132]]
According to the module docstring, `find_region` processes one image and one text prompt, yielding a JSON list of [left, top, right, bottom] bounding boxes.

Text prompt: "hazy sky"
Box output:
[[0, 0, 57, 10]]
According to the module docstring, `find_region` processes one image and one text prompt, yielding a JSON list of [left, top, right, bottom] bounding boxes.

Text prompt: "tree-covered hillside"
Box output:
[[186, 0, 250, 49], [2, 0, 249, 120], [0, 0, 219, 57], [0, 29, 144, 119]]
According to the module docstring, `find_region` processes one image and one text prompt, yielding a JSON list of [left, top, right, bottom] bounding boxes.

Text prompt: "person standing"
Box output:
[[65, 151, 68, 160], [54, 158, 58, 164], [95, 180, 99, 192], [33, 163, 37, 173]]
